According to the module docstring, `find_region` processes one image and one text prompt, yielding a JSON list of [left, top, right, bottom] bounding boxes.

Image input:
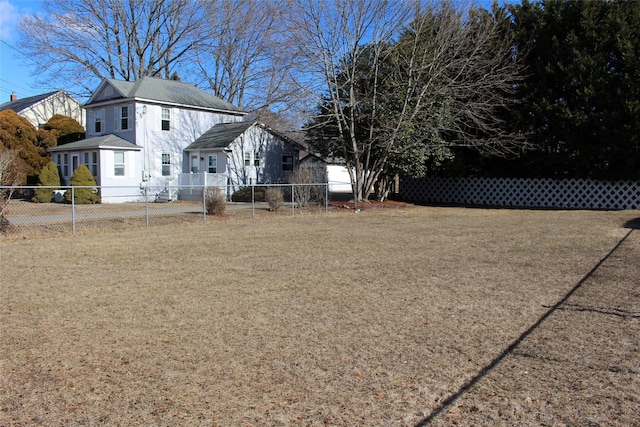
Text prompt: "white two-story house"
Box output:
[[49, 76, 301, 202]]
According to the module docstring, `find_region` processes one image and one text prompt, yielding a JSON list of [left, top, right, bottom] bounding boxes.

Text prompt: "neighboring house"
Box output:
[[0, 90, 84, 128], [48, 76, 302, 202], [300, 153, 352, 193], [183, 121, 302, 195]]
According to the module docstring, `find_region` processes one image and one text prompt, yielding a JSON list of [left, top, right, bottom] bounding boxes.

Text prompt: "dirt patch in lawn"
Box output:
[[1, 207, 638, 426]]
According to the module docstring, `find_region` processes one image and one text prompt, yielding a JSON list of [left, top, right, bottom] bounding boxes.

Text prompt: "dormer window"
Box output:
[[161, 108, 171, 131]]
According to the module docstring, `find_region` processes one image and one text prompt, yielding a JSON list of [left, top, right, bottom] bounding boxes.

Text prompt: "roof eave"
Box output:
[[84, 96, 248, 115]]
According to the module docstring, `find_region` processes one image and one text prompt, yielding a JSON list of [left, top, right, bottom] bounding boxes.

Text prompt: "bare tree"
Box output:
[[18, 0, 207, 95], [288, 0, 414, 203], [0, 149, 20, 231], [193, 0, 302, 113], [295, 1, 528, 202]]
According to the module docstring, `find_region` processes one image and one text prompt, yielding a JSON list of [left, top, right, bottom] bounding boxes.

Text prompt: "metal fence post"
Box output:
[[71, 187, 76, 234], [291, 183, 295, 216], [145, 185, 150, 228], [251, 184, 255, 219], [203, 186, 207, 224], [325, 183, 329, 211]]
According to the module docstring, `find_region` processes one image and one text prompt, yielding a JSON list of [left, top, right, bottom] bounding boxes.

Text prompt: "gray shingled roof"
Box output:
[[107, 79, 135, 97], [86, 76, 245, 114], [184, 121, 255, 150], [0, 91, 60, 114], [48, 134, 141, 152]]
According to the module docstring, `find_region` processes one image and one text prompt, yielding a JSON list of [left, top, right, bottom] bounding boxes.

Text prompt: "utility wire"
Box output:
[[0, 39, 61, 97]]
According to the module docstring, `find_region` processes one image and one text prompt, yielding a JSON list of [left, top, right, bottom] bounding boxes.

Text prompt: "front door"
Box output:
[[191, 154, 199, 173], [72, 155, 79, 174]]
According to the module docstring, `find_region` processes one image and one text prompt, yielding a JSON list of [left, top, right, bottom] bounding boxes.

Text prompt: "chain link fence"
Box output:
[[0, 183, 331, 237]]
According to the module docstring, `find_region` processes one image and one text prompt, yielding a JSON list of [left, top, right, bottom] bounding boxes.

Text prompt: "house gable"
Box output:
[[0, 91, 58, 114], [86, 79, 134, 104], [0, 90, 84, 128], [184, 121, 302, 187]]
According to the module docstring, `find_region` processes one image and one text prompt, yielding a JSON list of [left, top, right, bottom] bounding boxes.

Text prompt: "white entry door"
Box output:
[[191, 154, 199, 173]]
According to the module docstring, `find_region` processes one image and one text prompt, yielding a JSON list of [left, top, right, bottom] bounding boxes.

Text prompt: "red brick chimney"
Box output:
[[10, 92, 17, 102]]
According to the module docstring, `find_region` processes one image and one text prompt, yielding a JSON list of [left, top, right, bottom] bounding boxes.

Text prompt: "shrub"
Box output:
[[231, 186, 265, 202], [265, 187, 285, 211], [32, 161, 61, 203], [288, 165, 325, 208], [63, 164, 100, 204], [42, 114, 85, 145], [0, 214, 10, 233], [204, 186, 226, 216]]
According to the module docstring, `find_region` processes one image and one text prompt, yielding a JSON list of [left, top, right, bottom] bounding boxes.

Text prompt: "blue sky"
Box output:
[[0, 0, 505, 104], [0, 0, 48, 102]]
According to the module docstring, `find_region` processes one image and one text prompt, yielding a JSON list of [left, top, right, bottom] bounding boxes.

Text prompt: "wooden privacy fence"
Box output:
[[400, 177, 640, 210]]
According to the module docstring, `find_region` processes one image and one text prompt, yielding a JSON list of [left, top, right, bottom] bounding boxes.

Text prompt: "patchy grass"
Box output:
[[1, 207, 638, 426]]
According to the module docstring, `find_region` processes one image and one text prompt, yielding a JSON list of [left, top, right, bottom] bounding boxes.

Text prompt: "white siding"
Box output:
[[138, 103, 243, 187], [224, 125, 299, 189], [20, 92, 84, 128]]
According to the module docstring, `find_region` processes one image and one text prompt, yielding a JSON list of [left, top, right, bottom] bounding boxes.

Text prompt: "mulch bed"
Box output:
[[329, 199, 410, 210]]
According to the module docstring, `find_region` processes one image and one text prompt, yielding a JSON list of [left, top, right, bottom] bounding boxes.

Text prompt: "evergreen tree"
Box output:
[[32, 161, 61, 203], [0, 110, 56, 184], [305, 3, 526, 201], [506, 0, 640, 179], [63, 165, 100, 204], [42, 114, 85, 146]]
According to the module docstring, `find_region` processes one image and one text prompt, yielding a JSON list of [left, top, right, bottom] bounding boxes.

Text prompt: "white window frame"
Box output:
[[208, 154, 217, 173], [191, 154, 199, 173], [244, 151, 252, 166], [94, 109, 103, 134], [161, 108, 171, 131], [114, 151, 125, 176], [161, 153, 171, 176], [119, 105, 129, 130], [90, 151, 98, 177], [254, 151, 260, 168]]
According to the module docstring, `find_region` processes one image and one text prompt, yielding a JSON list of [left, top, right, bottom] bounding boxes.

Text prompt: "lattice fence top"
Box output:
[[400, 177, 640, 210]]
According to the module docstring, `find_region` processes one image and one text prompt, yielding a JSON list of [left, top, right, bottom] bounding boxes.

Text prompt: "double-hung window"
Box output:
[[254, 151, 260, 167], [120, 106, 129, 130], [63, 153, 69, 177], [244, 151, 251, 166], [161, 153, 171, 176], [161, 108, 171, 131], [83, 152, 93, 176], [114, 151, 125, 176], [282, 155, 294, 172], [90, 152, 98, 177], [94, 110, 103, 134]]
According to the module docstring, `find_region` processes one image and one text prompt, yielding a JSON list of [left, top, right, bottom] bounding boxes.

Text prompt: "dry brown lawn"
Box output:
[[1, 206, 639, 426]]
